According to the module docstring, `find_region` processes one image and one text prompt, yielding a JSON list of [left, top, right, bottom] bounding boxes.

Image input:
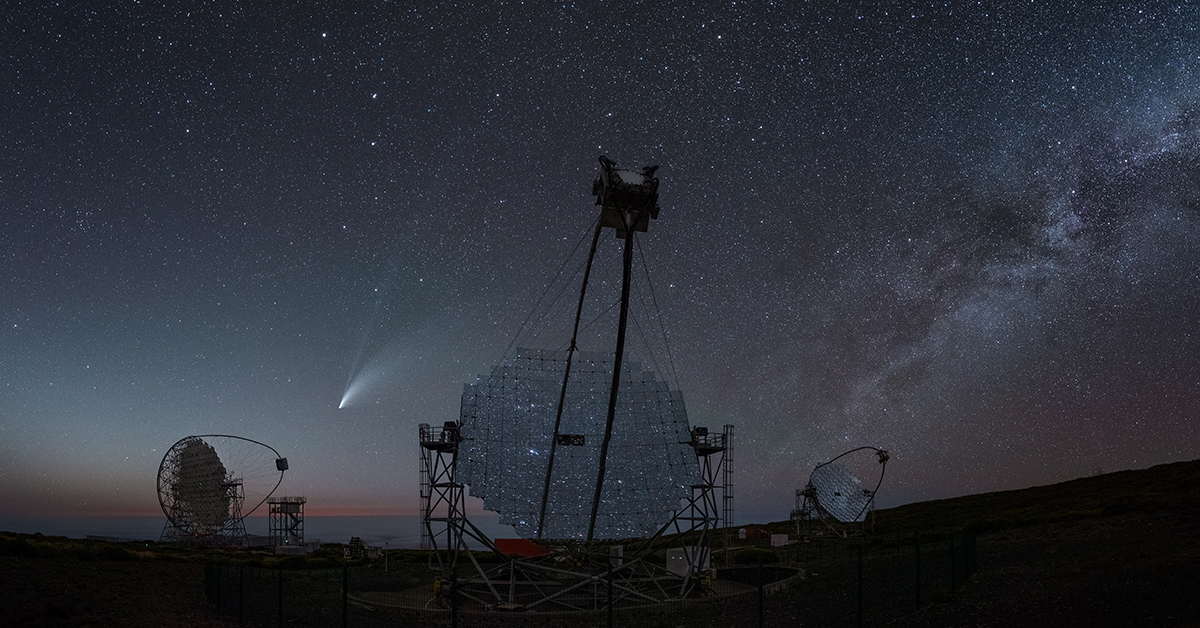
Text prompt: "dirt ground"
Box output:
[[0, 551, 230, 628], [889, 511, 1200, 628], [764, 510, 1200, 628], [3, 509, 1200, 627]]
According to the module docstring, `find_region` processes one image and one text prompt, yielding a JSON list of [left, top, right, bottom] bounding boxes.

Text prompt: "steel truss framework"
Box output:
[[420, 421, 733, 612], [157, 434, 287, 547], [160, 481, 247, 545], [158, 436, 248, 546], [417, 157, 735, 611], [268, 496, 306, 546]]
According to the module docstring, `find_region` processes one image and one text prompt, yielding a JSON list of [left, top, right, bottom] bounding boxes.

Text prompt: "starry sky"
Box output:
[[3, 1, 1199, 526]]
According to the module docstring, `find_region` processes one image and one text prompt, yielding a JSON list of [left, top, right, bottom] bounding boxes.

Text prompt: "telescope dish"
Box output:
[[157, 435, 286, 543], [809, 463, 871, 523], [457, 348, 697, 540], [795, 446, 889, 530]]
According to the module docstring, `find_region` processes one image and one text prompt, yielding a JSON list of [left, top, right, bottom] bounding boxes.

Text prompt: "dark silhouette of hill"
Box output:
[[2, 460, 1198, 626], [715, 459, 1200, 626], [765, 458, 1200, 627], [871, 458, 1200, 534]]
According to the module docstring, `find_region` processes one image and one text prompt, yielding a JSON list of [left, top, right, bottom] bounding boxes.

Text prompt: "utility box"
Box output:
[[666, 546, 710, 577]]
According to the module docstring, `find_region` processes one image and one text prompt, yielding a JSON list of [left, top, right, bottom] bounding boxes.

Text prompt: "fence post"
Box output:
[[342, 564, 349, 628], [857, 543, 863, 628], [757, 555, 764, 628], [950, 534, 957, 593], [238, 564, 244, 625], [451, 561, 459, 628], [607, 564, 613, 628], [914, 533, 921, 609], [967, 532, 977, 576], [277, 566, 283, 628]]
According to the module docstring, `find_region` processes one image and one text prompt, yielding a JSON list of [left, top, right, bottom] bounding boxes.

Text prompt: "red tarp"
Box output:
[[494, 538, 550, 558]]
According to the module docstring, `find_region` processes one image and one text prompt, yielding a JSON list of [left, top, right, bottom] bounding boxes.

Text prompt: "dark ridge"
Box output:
[[871, 458, 1200, 534]]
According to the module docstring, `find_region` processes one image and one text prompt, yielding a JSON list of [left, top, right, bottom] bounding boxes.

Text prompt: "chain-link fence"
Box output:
[[204, 531, 976, 627], [767, 530, 979, 627]]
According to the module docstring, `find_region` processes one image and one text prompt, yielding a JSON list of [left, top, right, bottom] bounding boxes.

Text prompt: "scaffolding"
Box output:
[[722, 424, 735, 560], [417, 420, 732, 611], [160, 478, 246, 546], [268, 496, 306, 546], [411, 157, 735, 610]]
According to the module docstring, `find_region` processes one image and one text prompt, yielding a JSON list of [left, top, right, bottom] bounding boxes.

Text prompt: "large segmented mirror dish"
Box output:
[[809, 463, 872, 523], [157, 435, 286, 537], [458, 348, 697, 540], [164, 438, 231, 533]]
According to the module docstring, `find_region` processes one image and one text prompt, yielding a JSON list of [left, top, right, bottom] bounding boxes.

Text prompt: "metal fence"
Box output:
[[204, 531, 976, 627], [767, 530, 980, 627]]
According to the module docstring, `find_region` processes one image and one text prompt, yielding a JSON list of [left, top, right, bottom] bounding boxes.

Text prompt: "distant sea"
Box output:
[[0, 514, 516, 549]]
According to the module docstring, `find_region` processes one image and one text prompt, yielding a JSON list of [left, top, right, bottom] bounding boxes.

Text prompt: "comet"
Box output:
[[340, 265, 402, 409], [339, 343, 408, 409]]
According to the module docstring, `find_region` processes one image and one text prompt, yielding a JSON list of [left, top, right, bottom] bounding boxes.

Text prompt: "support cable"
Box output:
[[502, 216, 599, 359], [635, 238, 681, 388], [537, 221, 605, 538]]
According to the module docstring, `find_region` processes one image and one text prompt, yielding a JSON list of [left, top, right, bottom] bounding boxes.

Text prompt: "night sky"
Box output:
[[3, 1, 1199, 526]]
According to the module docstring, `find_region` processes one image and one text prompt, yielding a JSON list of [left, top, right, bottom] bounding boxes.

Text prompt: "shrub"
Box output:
[[96, 545, 134, 561], [733, 547, 778, 565], [0, 537, 38, 557]]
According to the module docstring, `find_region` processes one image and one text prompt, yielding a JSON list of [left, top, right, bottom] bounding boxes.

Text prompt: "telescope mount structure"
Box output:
[[157, 435, 287, 546], [792, 446, 889, 539], [418, 157, 735, 612]]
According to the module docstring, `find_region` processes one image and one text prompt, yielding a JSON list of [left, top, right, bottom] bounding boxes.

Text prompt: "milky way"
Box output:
[[2, 1, 1198, 523]]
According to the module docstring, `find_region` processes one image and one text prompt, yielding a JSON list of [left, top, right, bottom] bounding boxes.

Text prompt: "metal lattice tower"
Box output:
[[722, 424, 735, 530], [722, 423, 735, 562], [410, 157, 738, 611], [268, 496, 306, 546], [419, 422, 464, 555], [419, 437, 432, 550]]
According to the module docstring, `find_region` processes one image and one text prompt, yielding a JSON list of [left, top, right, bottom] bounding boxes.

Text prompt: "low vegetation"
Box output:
[[2, 459, 1198, 626]]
